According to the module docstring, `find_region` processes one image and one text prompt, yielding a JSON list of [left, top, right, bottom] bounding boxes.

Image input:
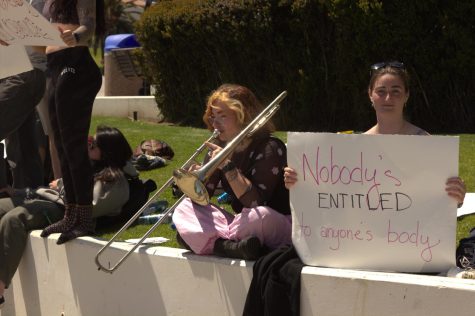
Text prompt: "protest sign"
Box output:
[[288, 132, 459, 273], [0, 0, 63, 46], [0, 0, 63, 78]]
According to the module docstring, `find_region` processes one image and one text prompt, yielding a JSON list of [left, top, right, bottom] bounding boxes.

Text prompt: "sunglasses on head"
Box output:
[[370, 61, 405, 75]]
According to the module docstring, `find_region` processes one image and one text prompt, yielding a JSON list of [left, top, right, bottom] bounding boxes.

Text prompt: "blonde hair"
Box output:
[[203, 84, 275, 133]]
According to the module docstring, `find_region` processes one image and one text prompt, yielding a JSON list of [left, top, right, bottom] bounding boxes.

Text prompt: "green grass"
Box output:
[[90, 117, 475, 248]]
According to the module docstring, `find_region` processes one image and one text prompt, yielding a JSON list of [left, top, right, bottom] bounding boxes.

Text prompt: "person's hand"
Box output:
[[0, 185, 14, 197], [0, 39, 9, 46], [49, 179, 59, 189], [284, 167, 298, 189], [205, 142, 230, 169], [446, 176, 466, 207], [58, 27, 77, 46], [187, 163, 202, 172]]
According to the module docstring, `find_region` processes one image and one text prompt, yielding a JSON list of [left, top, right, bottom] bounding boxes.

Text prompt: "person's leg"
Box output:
[[16, 111, 44, 188], [172, 198, 234, 254], [0, 69, 46, 140], [0, 69, 45, 193], [56, 48, 101, 244], [0, 195, 26, 303], [42, 48, 101, 243], [5, 111, 44, 189], [0, 199, 63, 299], [36, 76, 62, 180], [40, 53, 77, 237], [228, 206, 292, 250]]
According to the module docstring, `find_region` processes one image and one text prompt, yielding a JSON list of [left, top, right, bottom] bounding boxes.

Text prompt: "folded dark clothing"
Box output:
[[243, 245, 304, 316]]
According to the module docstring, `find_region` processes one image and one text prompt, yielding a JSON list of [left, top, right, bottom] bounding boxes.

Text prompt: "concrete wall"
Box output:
[[2, 232, 475, 316], [92, 96, 163, 122]]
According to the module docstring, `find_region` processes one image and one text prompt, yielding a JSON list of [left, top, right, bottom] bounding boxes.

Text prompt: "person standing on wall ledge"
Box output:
[[0, 125, 136, 309], [39, 0, 105, 244]]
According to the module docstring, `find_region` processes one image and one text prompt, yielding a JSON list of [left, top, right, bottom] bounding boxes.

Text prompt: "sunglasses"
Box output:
[[370, 61, 405, 75]]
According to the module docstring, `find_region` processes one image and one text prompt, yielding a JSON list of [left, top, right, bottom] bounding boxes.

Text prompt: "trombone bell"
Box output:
[[173, 168, 210, 206]]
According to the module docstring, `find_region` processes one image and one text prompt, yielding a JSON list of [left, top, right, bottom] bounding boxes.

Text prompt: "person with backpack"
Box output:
[[0, 125, 136, 308]]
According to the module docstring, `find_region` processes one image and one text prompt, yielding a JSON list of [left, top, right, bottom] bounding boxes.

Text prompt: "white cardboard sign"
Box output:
[[287, 132, 459, 273], [0, 0, 63, 46], [0, 0, 63, 78], [0, 44, 32, 78]]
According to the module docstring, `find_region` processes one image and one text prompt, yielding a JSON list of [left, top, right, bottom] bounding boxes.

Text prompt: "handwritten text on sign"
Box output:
[[0, 0, 63, 46], [287, 133, 459, 273]]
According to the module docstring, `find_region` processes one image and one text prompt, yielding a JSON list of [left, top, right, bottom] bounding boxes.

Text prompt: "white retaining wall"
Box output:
[[1, 231, 475, 316], [92, 96, 163, 122]]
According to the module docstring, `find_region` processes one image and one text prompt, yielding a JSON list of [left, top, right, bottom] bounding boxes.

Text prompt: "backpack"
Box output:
[[456, 234, 475, 269], [134, 139, 175, 160], [96, 176, 157, 229]]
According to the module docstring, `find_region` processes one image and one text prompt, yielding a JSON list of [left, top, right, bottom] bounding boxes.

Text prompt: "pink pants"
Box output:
[[172, 198, 292, 255]]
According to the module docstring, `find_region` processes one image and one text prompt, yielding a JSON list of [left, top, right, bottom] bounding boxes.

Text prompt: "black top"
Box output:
[[205, 133, 290, 215]]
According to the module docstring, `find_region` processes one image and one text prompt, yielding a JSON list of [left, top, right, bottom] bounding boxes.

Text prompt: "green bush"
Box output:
[[135, 0, 475, 133]]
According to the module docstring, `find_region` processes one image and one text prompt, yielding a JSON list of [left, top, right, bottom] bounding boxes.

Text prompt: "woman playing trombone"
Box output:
[[172, 84, 291, 260]]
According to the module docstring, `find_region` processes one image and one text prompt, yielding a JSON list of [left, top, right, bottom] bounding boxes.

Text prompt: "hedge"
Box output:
[[134, 0, 475, 133]]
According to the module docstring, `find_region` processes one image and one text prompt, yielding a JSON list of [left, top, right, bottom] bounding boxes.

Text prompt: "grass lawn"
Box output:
[[90, 116, 475, 248]]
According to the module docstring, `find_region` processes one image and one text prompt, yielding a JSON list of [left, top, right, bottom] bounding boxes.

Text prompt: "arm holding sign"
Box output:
[[284, 166, 298, 189], [446, 177, 466, 207]]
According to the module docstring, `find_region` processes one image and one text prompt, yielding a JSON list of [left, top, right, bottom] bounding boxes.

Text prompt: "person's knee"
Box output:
[[0, 210, 27, 235]]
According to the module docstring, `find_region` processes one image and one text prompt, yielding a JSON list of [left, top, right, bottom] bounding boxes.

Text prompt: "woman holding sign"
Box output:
[[39, 0, 105, 244], [172, 84, 292, 260], [284, 61, 466, 205]]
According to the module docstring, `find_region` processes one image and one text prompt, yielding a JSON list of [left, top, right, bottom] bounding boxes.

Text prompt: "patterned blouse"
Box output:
[[205, 133, 290, 215]]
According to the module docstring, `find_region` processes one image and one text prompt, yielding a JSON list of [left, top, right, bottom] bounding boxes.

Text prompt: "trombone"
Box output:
[[173, 90, 287, 205], [95, 90, 287, 273], [95, 129, 220, 273]]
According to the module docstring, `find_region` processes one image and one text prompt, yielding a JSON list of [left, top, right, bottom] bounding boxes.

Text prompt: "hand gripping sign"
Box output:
[[287, 133, 459, 273]]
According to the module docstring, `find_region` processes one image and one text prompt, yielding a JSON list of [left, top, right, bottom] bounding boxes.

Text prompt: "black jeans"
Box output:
[[5, 110, 45, 188], [47, 47, 102, 205], [0, 68, 46, 188]]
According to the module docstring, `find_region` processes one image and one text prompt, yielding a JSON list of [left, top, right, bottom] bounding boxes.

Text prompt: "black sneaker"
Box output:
[[213, 236, 263, 260], [0, 295, 5, 308]]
